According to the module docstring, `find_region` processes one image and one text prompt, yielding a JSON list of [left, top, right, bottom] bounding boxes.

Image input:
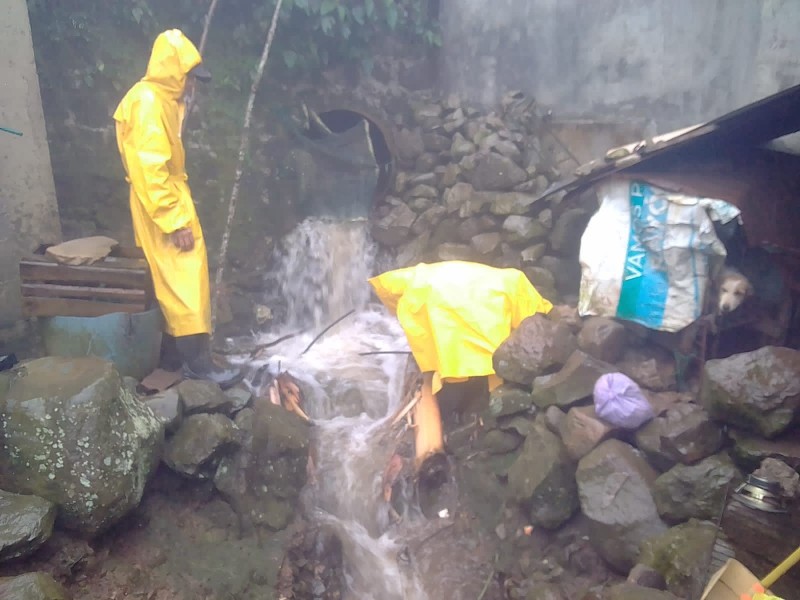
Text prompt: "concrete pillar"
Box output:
[[0, 0, 62, 333]]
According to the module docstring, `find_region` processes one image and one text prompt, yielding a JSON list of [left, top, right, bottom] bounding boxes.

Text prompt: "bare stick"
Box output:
[[183, 0, 221, 134], [211, 0, 285, 330]]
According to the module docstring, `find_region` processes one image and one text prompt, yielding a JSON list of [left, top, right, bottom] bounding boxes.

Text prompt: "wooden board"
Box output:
[[21, 283, 146, 303], [22, 297, 146, 318], [20, 260, 148, 289]]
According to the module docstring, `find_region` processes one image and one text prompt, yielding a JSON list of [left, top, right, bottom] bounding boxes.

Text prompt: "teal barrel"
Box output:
[[39, 309, 163, 380]]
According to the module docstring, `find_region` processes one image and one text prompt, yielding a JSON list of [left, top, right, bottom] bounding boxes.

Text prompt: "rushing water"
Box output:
[[241, 217, 430, 599]]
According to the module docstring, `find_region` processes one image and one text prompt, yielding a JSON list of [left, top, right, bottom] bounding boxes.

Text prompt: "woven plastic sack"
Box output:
[[593, 372, 655, 429]]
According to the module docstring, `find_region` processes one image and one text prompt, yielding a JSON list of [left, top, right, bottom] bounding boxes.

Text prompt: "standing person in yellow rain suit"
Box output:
[[114, 29, 242, 388]]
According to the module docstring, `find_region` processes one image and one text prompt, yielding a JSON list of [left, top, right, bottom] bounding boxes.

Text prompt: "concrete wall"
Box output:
[[0, 0, 61, 331], [440, 0, 800, 133]]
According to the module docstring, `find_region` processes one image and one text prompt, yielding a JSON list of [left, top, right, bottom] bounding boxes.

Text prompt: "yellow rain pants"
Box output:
[[369, 261, 553, 393], [113, 29, 211, 336]]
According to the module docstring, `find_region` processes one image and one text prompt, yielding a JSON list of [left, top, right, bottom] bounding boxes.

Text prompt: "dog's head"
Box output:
[[717, 268, 753, 314]]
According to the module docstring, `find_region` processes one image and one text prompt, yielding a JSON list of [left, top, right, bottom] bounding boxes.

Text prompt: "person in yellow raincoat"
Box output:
[[114, 29, 241, 388], [369, 260, 553, 466]]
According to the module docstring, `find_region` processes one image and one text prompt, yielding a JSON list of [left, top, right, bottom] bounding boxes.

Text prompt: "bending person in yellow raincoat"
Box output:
[[114, 29, 241, 388], [370, 260, 553, 467]]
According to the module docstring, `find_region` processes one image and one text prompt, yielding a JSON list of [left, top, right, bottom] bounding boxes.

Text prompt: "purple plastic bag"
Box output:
[[593, 372, 655, 429]]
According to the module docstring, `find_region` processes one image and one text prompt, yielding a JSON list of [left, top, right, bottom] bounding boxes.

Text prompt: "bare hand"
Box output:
[[170, 227, 195, 251]]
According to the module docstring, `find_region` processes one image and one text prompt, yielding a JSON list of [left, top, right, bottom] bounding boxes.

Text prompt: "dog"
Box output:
[[716, 266, 753, 315]]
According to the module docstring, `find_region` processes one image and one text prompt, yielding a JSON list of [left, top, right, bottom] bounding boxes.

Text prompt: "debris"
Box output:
[[140, 368, 182, 394]]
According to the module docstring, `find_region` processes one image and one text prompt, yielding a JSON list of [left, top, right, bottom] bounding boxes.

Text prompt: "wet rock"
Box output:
[[753, 457, 800, 499], [604, 583, 680, 600], [409, 172, 437, 188], [508, 425, 579, 529], [468, 152, 527, 191], [627, 563, 667, 590], [0, 490, 56, 562], [0, 572, 70, 600], [444, 109, 467, 134], [701, 346, 800, 438], [634, 403, 723, 470], [456, 215, 497, 242], [531, 350, 616, 410], [640, 519, 717, 598], [523, 267, 557, 297], [559, 406, 619, 461], [396, 230, 431, 267], [408, 183, 438, 199], [422, 132, 450, 153], [451, 133, 476, 158], [177, 379, 239, 416], [502, 215, 548, 243], [444, 182, 474, 214], [482, 428, 524, 454], [546, 304, 582, 333], [549, 209, 591, 256], [729, 428, 800, 472], [576, 439, 667, 572], [490, 192, 539, 216], [652, 453, 740, 522], [415, 152, 440, 172], [393, 128, 425, 166], [413, 104, 442, 129], [487, 385, 536, 418], [0, 357, 163, 536], [370, 202, 417, 247], [578, 317, 627, 364], [224, 385, 252, 414], [539, 255, 581, 296], [440, 163, 461, 187], [143, 388, 183, 432], [164, 414, 239, 478], [412, 205, 447, 236], [409, 196, 434, 212], [544, 405, 566, 435], [434, 242, 476, 261], [493, 314, 578, 385], [470, 232, 502, 255], [618, 346, 677, 392], [526, 583, 566, 600], [521, 243, 547, 264], [214, 400, 310, 532]]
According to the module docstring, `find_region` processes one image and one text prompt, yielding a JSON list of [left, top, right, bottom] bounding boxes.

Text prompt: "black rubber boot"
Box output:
[[175, 333, 244, 390], [159, 333, 183, 372]]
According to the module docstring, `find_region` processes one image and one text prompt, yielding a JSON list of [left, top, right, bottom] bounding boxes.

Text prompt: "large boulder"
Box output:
[[531, 350, 616, 410], [559, 405, 619, 461], [0, 490, 56, 562], [163, 413, 240, 478], [617, 346, 677, 392], [640, 520, 718, 598], [701, 346, 800, 438], [0, 358, 163, 536], [0, 572, 70, 600], [467, 152, 527, 191], [576, 440, 667, 572], [578, 317, 627, 364], [177, 379, 240, 416], [729, 428, 800, 473], [652, 453, 740, 522], [507, 425, 578, 529], [214, 400, 310, 532], [493, 314, 577, 385], [634, 403, 723, 470]]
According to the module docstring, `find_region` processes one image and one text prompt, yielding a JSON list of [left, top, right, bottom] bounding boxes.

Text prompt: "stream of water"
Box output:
[[241, 218, 432, 599]]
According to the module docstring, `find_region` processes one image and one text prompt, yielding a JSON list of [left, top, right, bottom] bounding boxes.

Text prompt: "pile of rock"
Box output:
[[373, 91, 586, 303], [450, 313, 800, 599]]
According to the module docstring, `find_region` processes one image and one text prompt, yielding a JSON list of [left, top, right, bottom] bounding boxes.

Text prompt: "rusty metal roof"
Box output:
[[537, 82, 800, 203]]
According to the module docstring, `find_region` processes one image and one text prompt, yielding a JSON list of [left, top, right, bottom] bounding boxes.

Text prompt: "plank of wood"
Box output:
[[111, 246, 146, 259], [23, 296, 146, 318], [20, 261, 147, 289], [21, 283, 146, 303]]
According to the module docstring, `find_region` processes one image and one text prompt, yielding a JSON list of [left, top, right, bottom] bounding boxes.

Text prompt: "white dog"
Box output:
[[716, 266, 753, 314]]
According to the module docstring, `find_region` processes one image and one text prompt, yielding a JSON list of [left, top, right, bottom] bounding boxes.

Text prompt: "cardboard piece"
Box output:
[[701, 559, 777, 600]]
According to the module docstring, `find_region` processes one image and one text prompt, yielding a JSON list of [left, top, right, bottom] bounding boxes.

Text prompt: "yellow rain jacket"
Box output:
[[369, 261, 553, 393], [113, 29, 211, 336]]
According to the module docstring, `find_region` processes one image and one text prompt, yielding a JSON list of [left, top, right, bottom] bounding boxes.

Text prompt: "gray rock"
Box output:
[[412, 205, 447, 236], [408, 196, 434, 212], [214, 399, 310, 532], [443, 110, 466, 134], [539, 255, 581, 296], [576, 439, 667, 572], [544, 405, 566, 435], [634, 403, 723, 470], [0, 357, 163, 536], [456, 215, 497, 242], [578, 317, 627, 364], [618, 346, 677, 392], [396, 231, 431, 267], [521, 243, 547, 264], [559, 405, 619, 462], [144, 388, 183, 432], [0, 572, 70, 600], [531, 350, 616, 410], [701, 346, 800, 438], [524, 267, 557, 297], [450, 133, 476, 158], [525, 583, 566, 600], [459, 190, 494, 218], [753, 457, 800, 499], [408, 172, 437, 188], [408, 184, 438, 199], [224, 385, 253, 413], [508, 425, 579, 529], [502, 215, 548, 243], [481, 429, 524, 454], [434, 243, 476, 262], [468, 152, 527, 191], [422, 132, 450, 153], [653, 453, 740, 522], [439, 163, 461, 188], [493, 314, 578, 385], [415, 152, 440, 172], [164, 414, 240, 478], [489, 192, 539, 216], [549, 208, 591, 256], [177, 379, 238, 416], [371, 202, 417, 246], [470, 232, 502, 255], [444, 182, 474, 214], [605, 583, 680, 600], [640, 520, 718, 598], [394, 128, 424, 166], [627, 564, 667, 590], [487, 385, 536, 418], [412, 104, 442, 129], [729, 428, 800, 472], [0, 490, 56, 562]]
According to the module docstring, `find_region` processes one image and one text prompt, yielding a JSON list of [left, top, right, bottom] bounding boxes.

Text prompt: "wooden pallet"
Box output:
[[19, 246, 155, 318]]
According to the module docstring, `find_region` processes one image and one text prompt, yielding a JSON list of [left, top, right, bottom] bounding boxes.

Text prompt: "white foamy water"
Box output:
[[237, 217, 430, 599]]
